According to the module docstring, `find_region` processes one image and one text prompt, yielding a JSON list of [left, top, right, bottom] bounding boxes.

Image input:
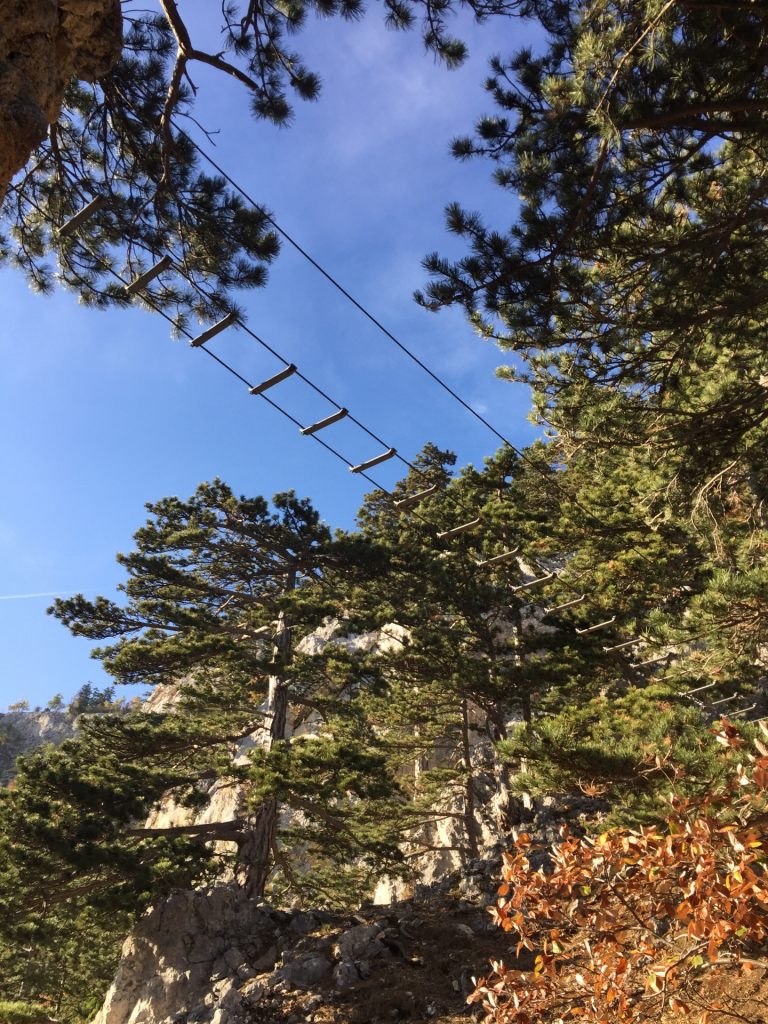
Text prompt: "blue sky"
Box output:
[[0, 7, 542, 709]]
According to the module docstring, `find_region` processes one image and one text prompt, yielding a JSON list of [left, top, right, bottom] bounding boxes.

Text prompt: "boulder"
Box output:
[[333, 924, 386, 962], [91, 886, 274, 1024], [271, 953, 333, 992]]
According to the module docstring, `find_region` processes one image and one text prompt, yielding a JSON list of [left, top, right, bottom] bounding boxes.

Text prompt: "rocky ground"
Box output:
[[92, 794, 608, 1024], [93, 858, 526, 1024]]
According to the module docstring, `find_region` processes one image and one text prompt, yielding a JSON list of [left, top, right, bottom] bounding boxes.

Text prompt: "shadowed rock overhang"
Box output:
[[0, 0, 122, 200]]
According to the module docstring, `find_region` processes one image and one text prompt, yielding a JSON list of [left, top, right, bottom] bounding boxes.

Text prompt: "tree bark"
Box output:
[[510, 604, 532, 724], [460, 698, 481, 860], [237, 567, 296, 900]]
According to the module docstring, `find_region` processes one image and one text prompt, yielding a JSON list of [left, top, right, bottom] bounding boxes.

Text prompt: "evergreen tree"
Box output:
[[0, 899, 133, 1024], [349, 444, 683, 845], [67, 683, 117, 716], [417, 0, 768, 482], [2, 0, 522, 327], [0, 480, 408, 946], [409, 0, 768, 745], [356, 440, 763, 825]]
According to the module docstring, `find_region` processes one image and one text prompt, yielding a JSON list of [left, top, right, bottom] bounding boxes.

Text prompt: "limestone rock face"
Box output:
[[89, 876, 512, 1024], [139, 621, 420, 840], [91, 886, 279, 1024], [0, 708, 76, 785], [137, 621, 528, 901], [0, 0, 122, 198]]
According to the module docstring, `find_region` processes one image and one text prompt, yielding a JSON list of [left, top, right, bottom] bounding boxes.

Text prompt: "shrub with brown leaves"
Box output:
[[471, 720, 768, 1024]]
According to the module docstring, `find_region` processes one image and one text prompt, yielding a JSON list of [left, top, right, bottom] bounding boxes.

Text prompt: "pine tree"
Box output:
[[408, 0, 768, 754], [348, 444, 670, 848], [417, 0, 768, 483], [0, 479, 411, 947], [2, 0, 523, 327], [0, 897, 133, 1024], [357, 439, 764, 825]]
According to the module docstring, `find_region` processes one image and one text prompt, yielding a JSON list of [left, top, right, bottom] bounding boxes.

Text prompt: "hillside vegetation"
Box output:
[[2, 0, 768, 1022]]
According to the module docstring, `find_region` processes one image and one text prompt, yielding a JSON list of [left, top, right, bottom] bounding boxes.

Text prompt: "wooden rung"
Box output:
[[681, 681, 716, 695], [730, 704, 757, 718], [301, 408, 348, 436], [634, 655, 668, 668], [58, 196, 106, 237], [250, 363, 297, 395], [575, 616, 616, 635], [544, 594, 585, 614], [437, 518, 481, 540], [393, 484, 439, 510], [602, 637, 641, 652], [476, 548, 520, 568], [511, 571, 555, 592], [350, 448, 397, 473], [190, 311, 238, 347], [125, 255, 173, 295]]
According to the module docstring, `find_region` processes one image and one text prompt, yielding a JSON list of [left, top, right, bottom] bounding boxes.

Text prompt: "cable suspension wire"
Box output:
[[45, 193, 427, 501], [21, 199, 755, 714], [42, 195, 432, 493], [117, 230, 431, 485], [46, 191, 676, 671], [181, 131, 660, 557], [88, 100, 627, 548], [32, 127, 660, 572], [120, 241, 498, 534], [57, 110, 643, 592], [84, 250, 393, 493], [183, 136, 515, 441], [227, 316, 427, 478]]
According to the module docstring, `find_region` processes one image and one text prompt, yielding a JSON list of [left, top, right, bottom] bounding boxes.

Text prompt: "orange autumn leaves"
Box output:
[[471, 720, 768, 1024]]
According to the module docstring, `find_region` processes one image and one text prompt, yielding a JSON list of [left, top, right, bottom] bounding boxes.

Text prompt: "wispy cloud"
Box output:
[[0, 590, 90, 602]]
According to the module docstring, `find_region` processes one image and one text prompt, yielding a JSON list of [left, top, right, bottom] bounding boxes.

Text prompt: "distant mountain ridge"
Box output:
[[0, 685, 128, 785]]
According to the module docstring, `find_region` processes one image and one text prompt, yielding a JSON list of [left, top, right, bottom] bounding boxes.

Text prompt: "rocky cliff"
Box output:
[[137, 619, 525, 902], [0, 0, 122, 199], [0, 707, 77, 785], [89, 792, 605, 1024], [90, 881, 504, 1024]]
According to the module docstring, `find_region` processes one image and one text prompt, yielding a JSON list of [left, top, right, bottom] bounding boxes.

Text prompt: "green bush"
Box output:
[[0, 1001, 51, 1024]]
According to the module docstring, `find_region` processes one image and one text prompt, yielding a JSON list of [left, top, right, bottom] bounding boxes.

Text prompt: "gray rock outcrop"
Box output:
[[89, 873, 516, 1024], [0, 708, 76, 785], [92, 886, 279, 1024], [89, 793, 607, 1024]]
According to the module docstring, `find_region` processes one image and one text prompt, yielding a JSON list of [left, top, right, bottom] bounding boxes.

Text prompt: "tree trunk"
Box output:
[[238, 797, 279, 900], [510, 604, 532, 724], [237, 568, 295, 900], [460, 697, 480, 860]]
